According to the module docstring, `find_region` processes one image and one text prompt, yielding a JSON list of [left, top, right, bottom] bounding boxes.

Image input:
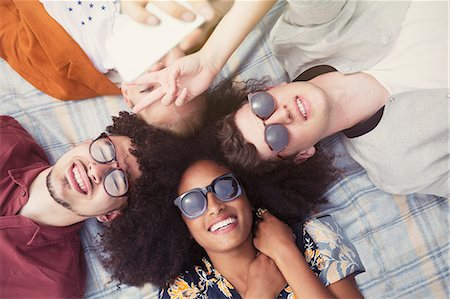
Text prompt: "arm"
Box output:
[[254, 211, 335, 299], [131, 0, 276, 113], [244, 253, 286, 299], [328, 275, 364, 299]]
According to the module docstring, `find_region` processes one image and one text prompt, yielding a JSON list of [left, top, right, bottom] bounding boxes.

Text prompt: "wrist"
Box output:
[[198, 46, 224, 75], [272, 241, 301, 266]]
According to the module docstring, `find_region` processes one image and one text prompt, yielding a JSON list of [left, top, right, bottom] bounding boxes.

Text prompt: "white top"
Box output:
[[40, 0, 205, 81], [40, 0, 117, 73], [363, 1, 448, 95]]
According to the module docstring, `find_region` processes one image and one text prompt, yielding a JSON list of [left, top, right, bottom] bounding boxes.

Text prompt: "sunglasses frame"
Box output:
[[89, 133, 130, 198], [173, 172, 242, 219], [248, 91, 289, 156]]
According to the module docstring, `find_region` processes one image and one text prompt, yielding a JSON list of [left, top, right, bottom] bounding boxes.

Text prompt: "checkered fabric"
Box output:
[[0, 1, 447, 298]]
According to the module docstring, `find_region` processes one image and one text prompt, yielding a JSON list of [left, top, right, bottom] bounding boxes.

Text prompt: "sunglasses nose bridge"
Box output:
[[204, 187, 225, 214]]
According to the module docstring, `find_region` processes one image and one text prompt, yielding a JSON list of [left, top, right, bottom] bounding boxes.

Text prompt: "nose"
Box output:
[[264, 106, 292, 125], [207, 193, 225, 216], [87, 161, 117, 184]]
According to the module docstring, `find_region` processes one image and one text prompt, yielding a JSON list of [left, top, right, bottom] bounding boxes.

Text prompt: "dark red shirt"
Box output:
[[0, 116, 85, 298]]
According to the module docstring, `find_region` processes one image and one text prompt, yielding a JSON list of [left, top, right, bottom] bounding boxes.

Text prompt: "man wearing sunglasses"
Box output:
[[217, 2, 448, 198], [0, 113, 149, 298]]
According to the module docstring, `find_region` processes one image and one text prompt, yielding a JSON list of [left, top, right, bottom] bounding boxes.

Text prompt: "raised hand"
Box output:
[[131, 51, 218, 113], [253, 210, 297, 261], [245, 253, 286, 299]]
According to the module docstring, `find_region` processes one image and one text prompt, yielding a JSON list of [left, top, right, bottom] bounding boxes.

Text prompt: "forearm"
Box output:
[[274, 244, 335, 299], [199, 0, 276, 73]]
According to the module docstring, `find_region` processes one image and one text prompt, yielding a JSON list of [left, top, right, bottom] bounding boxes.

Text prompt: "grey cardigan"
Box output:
[[270, 0, 449, 197]]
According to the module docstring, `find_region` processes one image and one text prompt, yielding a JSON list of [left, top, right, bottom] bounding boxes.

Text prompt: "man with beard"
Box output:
[[0, 113, 159, 298]]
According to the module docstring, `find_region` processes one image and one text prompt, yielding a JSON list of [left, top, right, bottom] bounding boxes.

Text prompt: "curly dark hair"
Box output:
[[100, 111, 337, 289]]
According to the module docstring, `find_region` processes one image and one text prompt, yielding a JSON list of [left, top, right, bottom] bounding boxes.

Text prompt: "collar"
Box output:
[[342, 106, 385, 138], [9, 162, 49, 190]]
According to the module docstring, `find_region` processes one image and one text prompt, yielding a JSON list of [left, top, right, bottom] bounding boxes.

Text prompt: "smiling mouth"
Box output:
[[73, 166, 87, 194], [68, 163, 89, 195], [209, 217, 237, 232], [296, 97, 307, 120]]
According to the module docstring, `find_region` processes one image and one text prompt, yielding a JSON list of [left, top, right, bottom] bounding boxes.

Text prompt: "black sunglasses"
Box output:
[[89, 133, 129, 198], [173, 173, 243, 219], [248, 91, 289, 154]]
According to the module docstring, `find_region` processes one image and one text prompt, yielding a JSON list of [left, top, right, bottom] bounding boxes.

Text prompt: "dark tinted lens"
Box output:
[[265, 124, 289, 152], [213, 176, 240, 201], [181, 192, 206, 217], [249, 91, 275, 119], [104, 169, 129, 197], [91, 138, 115, 163]]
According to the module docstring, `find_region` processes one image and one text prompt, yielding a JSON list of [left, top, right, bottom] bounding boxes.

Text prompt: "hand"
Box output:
[[245, 253, 286, 299], [121, 0, 219, 52], [120, 0, 215, 26], [253, 211, 297, 262], [131, 51, 218, 113]]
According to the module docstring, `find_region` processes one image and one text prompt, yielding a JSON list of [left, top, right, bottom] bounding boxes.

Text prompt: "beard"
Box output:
[[45, 169, 107, 218], [46, 169, 73, 210]]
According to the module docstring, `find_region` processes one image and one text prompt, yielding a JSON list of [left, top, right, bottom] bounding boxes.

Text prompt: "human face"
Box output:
[[234, 82, 331, 160], [46, 134, 141, 219], [178, 160, 254, 255]]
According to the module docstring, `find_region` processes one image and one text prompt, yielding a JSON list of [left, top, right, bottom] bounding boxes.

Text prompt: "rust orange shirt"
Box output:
[[0, 116, 85, 298], [0, 0, 120, 100]]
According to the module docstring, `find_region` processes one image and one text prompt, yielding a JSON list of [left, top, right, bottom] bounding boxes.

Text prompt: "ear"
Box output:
[[294, 146, 316, 163], [96, 210, 122, 223]]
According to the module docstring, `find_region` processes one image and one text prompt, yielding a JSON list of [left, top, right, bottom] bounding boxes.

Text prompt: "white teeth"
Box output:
[[296, 98, 307, 119], [210, 217, 237, 232], [72, 166, 87, 193]]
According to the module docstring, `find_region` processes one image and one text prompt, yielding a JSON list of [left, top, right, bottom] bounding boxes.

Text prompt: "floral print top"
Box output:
[[159, 215, 364, 299]]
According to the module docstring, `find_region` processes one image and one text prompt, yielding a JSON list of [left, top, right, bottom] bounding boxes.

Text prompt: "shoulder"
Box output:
[[0, 116, 48, 174], [0, 115, 38, 149], [296, 215, 365, 286]]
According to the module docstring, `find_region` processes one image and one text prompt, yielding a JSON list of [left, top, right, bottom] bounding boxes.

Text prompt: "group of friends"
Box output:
[[0, 0, 448, 298]]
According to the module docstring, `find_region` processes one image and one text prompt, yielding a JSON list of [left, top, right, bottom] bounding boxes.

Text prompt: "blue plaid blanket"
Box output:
[[0, 1, 447, 298]]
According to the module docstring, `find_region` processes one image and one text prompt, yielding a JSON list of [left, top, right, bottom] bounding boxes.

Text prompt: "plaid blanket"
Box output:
[[0, 1, 447, 298]]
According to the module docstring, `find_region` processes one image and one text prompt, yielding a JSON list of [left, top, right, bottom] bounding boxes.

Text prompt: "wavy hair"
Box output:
[[100, 110, 337, 288]]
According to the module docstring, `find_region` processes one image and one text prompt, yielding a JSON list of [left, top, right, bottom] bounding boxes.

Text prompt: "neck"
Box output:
[[310, 71, 389, 137], [20, 167, 87, 227], [207, 234, 257, 295]]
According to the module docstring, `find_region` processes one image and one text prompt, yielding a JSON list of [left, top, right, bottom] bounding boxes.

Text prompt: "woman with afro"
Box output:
[[100, 111, 365, 298]]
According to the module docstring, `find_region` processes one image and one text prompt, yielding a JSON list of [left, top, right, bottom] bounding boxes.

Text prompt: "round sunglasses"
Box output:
[[173, 173, 243, 219], [89, 133, 129, 198], [248, 91, 289, 155]]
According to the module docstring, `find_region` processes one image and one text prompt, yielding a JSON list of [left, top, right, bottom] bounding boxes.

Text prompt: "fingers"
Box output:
[[152, 1, 196, 22], [121, 1, 161, 25], [174, 88, 189, 106], [168, 65, 180, 96], [259, 209, 273, 221], [160, 90, 178, 106], [188, 0, 215, 21], [132, 87, 166, 114]]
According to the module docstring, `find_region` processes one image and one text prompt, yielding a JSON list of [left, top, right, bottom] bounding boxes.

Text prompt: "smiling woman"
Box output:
[[99, 124, 364, 298]]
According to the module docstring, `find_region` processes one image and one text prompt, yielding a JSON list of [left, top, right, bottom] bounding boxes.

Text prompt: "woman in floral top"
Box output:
[[159, 160, 364, 298], [100, 128, 363, 298]]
